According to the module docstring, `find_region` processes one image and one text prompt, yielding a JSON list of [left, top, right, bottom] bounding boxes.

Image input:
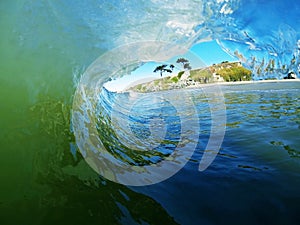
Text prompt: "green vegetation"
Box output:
[[154, 80, 160, 85], [171, 76, 179, 83], [130, 61, 253, 92], [218, 66, 252, 81], [177, 71, 184, 79], [135, 84, 144, 92], [190, 69, 212, 83], [188, 61, 251, 83], [176, 58, 192, 70], [153, 64, 174, 77]]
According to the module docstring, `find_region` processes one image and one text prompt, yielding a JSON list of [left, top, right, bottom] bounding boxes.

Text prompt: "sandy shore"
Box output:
[[185, 78, 300, 89], [120, 78, 300, 93]]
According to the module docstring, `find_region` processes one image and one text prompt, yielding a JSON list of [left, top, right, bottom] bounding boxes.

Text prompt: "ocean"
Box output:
[[1, 1, 300, 225]]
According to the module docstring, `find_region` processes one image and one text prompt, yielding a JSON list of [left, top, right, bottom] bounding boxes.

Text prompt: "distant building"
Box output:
[[213, 73, 224, 82], [284, 72, 297, 79]]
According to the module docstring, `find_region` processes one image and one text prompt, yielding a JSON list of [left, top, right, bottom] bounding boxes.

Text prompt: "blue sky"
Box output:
[[104, 40, 236, 91], [190, 40, 236, 65]]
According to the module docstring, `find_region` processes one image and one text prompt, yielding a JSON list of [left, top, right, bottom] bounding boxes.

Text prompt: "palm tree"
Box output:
[[176, 58, 191, 71], [184, 63, 192, 70], [170, 64, 175, 71], [153, 64, 173, 77]]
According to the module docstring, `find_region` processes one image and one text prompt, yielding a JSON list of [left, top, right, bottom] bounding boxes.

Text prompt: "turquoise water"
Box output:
[[1, 1, 300, 225]]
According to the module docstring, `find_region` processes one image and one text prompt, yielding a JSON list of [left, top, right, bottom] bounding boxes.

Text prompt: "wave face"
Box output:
[[2, 1, 300, 223], [17, 0, 300, 78], [45, 0, 299, 185]]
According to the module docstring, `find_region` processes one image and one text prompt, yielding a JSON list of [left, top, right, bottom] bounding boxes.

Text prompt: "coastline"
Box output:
[[123, 79, 300, 93], [187, 78, 300, 88], [118, 61, 299, 93]]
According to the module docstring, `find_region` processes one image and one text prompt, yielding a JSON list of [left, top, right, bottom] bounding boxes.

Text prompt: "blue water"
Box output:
[[85, 81, 300, 224], [1, 0, 300, 224], [129, 81, 300, 225]]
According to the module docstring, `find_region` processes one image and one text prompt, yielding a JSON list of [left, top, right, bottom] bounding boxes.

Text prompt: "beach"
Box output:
[[125, 78, 300, 93]]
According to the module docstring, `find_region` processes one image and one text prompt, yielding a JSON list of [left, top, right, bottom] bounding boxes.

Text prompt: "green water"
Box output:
[[2, 2, 300, 225], [0, 3, 177, 224]]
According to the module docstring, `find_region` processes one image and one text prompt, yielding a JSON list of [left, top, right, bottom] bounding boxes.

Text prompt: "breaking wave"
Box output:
[[15, 0, 299, 185]]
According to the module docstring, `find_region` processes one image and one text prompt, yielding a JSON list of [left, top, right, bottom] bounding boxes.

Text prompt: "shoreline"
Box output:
[[187, 78, 300, 89], [121, 79, 300, 93]]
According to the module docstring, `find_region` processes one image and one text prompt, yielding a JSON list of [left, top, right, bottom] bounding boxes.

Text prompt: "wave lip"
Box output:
[[16, 0, 300, 79]]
